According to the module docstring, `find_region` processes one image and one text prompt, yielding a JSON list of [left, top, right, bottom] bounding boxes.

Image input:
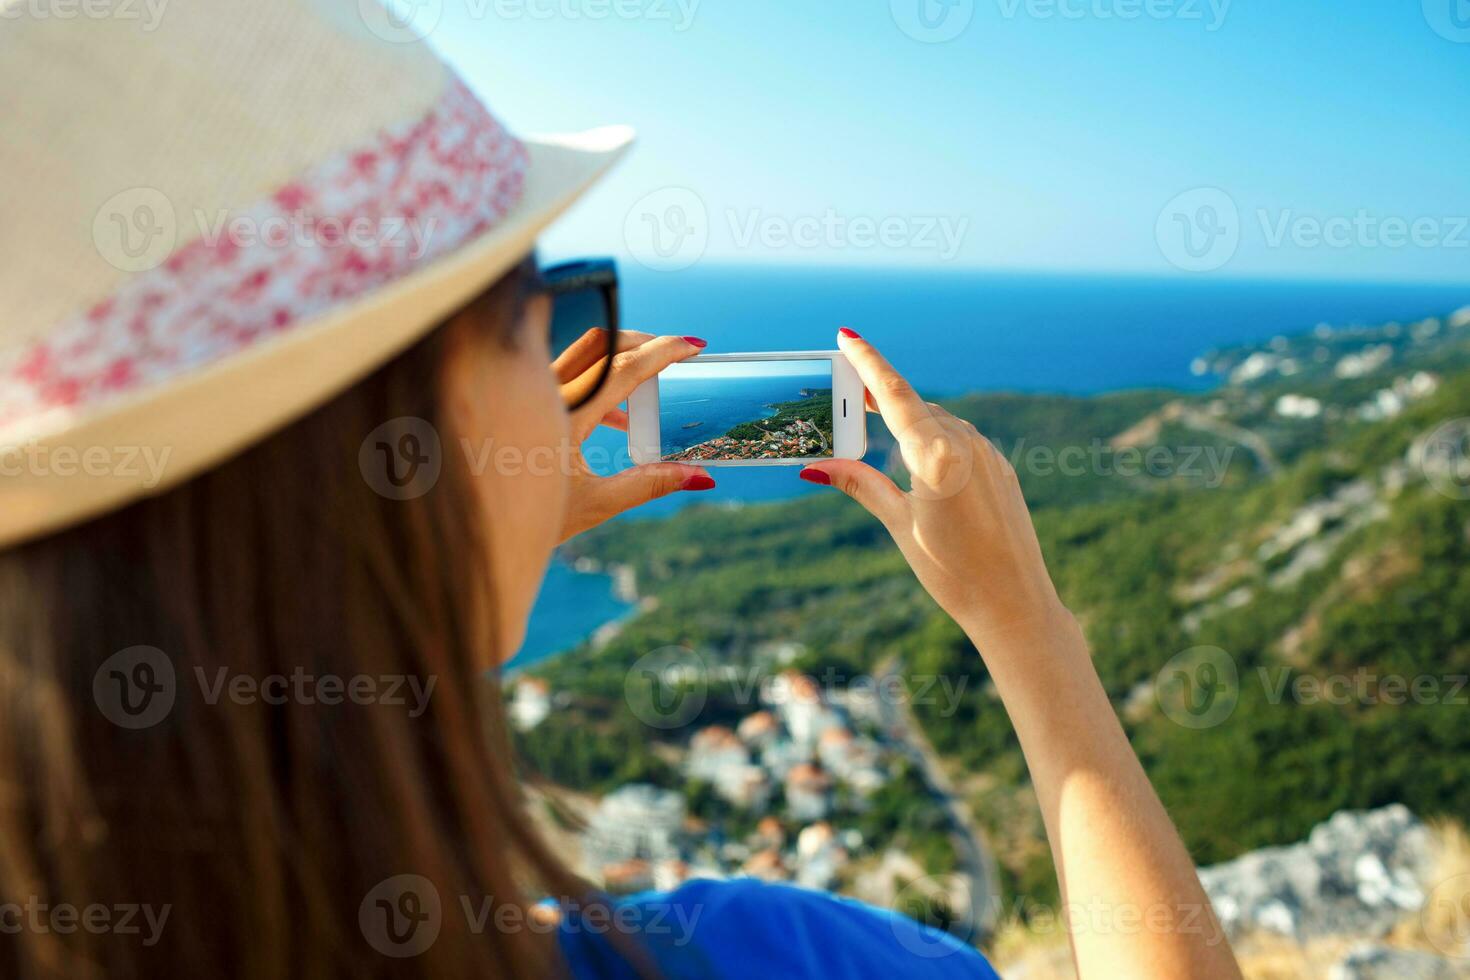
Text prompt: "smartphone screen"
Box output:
[[658, 358, 835, 462]]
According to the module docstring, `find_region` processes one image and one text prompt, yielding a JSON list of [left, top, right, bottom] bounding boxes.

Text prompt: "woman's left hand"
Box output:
[[556, 331, 713, 543]]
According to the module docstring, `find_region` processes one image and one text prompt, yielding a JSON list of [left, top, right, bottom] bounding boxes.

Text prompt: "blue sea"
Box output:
[[513, 561, 636, 671], [660, 373, 829, 455], [510, 266, 1470, 666]]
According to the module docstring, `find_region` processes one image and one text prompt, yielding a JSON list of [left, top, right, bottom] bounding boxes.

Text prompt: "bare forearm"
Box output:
[[801, 333, 1240, 976], [968, 607, 1242, 980]]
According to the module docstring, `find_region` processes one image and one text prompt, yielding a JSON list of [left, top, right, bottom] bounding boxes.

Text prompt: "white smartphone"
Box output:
[[627, 350, 866, 466]]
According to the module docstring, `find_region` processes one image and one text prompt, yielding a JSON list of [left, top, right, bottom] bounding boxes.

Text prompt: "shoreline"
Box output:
[[508, 558, 644, 672], [522, 295, 1470, 669], [664, 391, 833, 463]]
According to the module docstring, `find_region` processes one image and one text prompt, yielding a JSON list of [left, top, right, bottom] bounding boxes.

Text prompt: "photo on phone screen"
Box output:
[[658, 358, 835, 462]]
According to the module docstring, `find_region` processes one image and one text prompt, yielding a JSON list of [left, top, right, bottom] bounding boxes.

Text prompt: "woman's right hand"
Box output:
[[798, 328, 1071, 645], [803, 330, 1244, 980]]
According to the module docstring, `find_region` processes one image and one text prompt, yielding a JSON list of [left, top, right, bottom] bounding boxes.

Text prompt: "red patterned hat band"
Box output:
[[0, 76, 527, 427]]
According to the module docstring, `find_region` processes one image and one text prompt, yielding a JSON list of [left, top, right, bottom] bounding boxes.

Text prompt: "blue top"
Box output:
[[557, 878, 1000, 979]]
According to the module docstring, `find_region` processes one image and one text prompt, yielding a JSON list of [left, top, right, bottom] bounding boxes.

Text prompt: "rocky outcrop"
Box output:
[[1199, 805, 1434, 941], [1329, 943, 1470, 980]]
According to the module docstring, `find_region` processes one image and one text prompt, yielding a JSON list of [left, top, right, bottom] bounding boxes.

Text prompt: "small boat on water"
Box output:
[[682, 421, 704, 429]]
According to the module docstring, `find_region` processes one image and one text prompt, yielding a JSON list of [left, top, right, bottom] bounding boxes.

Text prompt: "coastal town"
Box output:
[[511, 305, 1470, 975], [664, 390, 835, 463], [509, 663, 985, 925], [664, 416, 832, 463]]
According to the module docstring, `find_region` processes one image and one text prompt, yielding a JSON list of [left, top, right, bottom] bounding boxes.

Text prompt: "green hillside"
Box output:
[[534, 304, 1470, 913], [725, 389, 834, 442]]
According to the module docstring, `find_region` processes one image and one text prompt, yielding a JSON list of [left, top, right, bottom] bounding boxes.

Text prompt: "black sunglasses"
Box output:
[[534, 259, 620, 411]]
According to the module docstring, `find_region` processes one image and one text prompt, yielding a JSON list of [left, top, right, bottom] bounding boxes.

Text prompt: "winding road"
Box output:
[[874, 657, 1002, 939]]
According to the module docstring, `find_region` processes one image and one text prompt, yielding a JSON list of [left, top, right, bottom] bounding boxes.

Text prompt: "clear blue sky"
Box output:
[[665, 357, 831, 380], [418, 1, 1470, 282]]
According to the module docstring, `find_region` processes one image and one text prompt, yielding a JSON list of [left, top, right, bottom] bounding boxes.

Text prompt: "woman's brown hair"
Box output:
[[0, 261, 592, 979]]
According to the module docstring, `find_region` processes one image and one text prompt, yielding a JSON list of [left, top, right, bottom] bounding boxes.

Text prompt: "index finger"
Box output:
[[581, 334, 706, 420], [554, 329, 654, 384], [836, 328, 932, 438]]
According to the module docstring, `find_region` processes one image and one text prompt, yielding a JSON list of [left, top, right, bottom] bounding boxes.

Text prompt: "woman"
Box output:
[[0, 2, 1240, 978]]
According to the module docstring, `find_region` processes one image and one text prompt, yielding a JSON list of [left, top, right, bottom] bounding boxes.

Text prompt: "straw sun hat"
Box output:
[[0, 0, 632, 547]]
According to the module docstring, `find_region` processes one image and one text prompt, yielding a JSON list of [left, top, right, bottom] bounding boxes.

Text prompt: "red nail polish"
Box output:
[[683, 336, 708, 349], [838, 327, 861, 339], [681, 475, 716, 491], [799, 468, 832, 486]]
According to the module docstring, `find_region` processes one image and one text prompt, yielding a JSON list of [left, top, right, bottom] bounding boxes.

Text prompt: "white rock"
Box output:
[[1231, 352, 1279, 384], [1276, 393, 1323, 419], [1257, 899, 1297, 936], [1329, 943, 1470, 980], [1199, 806, 1434, 940], [1336, 344, 1393, 379]]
